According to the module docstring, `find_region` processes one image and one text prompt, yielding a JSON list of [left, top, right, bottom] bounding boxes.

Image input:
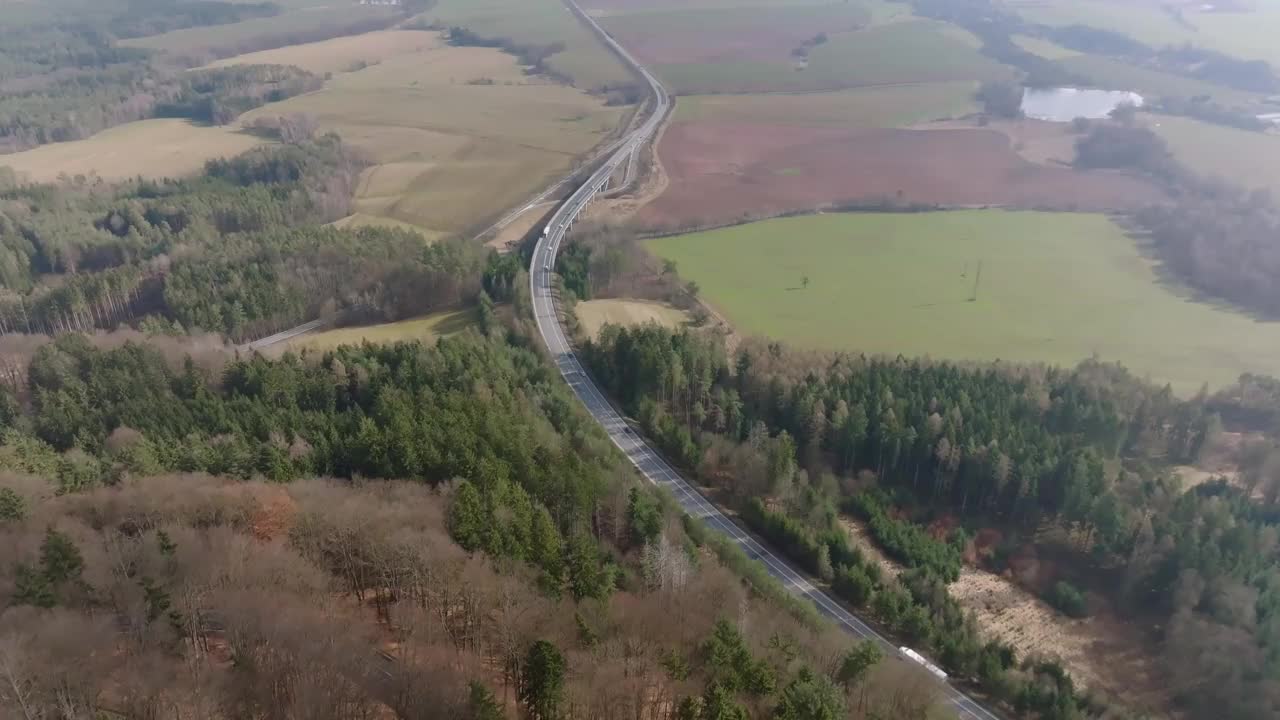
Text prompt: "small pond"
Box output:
[[1020, 88, 1144, 122]]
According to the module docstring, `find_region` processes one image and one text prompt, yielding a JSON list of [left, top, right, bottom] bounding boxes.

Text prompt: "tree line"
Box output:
[[107, 0, 281, 40], [153, 63, 322, 126], [447, 26, 573, 86], [582, 324, 1280, 719]]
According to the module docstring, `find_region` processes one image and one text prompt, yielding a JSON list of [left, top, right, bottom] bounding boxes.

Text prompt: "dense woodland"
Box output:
[[107, 0, 280, 40], [0, 325, 952, 720], [0, 0, 410, 152], [0, 133, 491, 341], [447, 27, 574, 86], [1136, 177, 1280, 319], [1062, 120, 1280, 319], [583, 325, 1280, 720]]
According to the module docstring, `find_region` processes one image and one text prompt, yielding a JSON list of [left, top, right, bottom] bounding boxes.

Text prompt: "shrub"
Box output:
[[1045, 580, 1089, 618]]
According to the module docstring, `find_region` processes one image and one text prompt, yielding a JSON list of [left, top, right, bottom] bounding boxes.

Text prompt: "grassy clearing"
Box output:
[[656, 19, 1013, 94], [1149, 115, 1280, 196], [236, 40, 623, 237], [0, 118, 267, 181], [1192, 6, 1280, 69], [283, 307, 479, 353], [646, 210, 1280, 392], [1011, 34, 1079, 60], [575, 299, 691, 339], [673, 82, 978, 128], [1059, 54, 1260, 105], [329, 213, 445, 242], [122, 5, 400, 55], [202, 29, 440, 74], [423, 0, 631, 90]]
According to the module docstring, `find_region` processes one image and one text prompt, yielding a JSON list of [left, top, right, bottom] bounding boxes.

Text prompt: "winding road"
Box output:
[[531, 3, 1003, 719]]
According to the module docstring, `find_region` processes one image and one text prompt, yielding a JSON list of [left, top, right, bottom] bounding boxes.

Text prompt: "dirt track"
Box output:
[[638, 121, 1166, 229]]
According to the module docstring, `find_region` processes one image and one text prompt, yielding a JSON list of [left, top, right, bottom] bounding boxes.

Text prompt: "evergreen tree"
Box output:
[[40, 526, 84, 585], [565, 533, 610, 601], [837, 641, 882, 690], [815, 544, 834, 582], [627, 487, 663, 547], [773, 667, 845, 720], [701, 683, 748, 720], [466, 681, 504, 720], [0, 487, 25, 521], [12, 562, 55, 608], [520, 640, 566, 720], [529, 504, 564, 579], [449, 480, 487, 552]]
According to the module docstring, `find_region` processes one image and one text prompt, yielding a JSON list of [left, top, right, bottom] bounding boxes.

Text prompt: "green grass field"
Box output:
[[0, 119, 267, 181], [424, 0, 631, 90], [654, 19, 1013, 94], [1058, 54, 1260, 105], [673, 81, 978, 128], [122, 5, 400, 54], [1011, 34, 1079, 61], [647, 211, 1280, 392], [1007, 0, 1280, 68], [1007, 0, 1197, 49], [1150, 115, 1280, 197], [283, 307, 479, 353], [809, 20, 1013, 85]]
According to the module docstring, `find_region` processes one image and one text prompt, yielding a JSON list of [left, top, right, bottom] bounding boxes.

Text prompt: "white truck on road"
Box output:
[[900, 647, 948, 680]]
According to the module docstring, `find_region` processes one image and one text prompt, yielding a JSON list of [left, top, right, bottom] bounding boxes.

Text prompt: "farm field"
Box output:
[[673, 82, 978, 128], [594, 1, 870, 93], [575, 299, 691, 339], [1005, 0, 1198, 49], [919, 117, 1081, 167], [1150, 115, 1280, 196], [638, 121, 1162, 230], [646, 211, 1280, 392], [587, 0, 907, 16], [636, 18, 1013, 94], [121, 4, 401, 59], [229, 34, 625, 237], [1010, 34, 1078, 60], [201, 29, 439, 74], [424, 0, 632, 90], [1057, 54, 1261, 106], [280, 307, 479, 354], [1005, 0, 1280, 68], [0, 119, 267, 181]]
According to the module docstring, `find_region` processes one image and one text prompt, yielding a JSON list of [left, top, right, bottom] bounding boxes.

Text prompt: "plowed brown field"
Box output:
[[638, 121, 1165, 230]]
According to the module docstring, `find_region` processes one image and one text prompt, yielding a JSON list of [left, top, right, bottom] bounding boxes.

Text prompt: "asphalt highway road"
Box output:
[[530, 3, 1004, 719]]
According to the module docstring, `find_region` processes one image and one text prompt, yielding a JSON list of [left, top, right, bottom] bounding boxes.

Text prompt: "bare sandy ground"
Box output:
[[487, 202, 556, 252], [639, 120, 1164, 229], [837, 514, 1175, 716], [575, 299, 690, 339]]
